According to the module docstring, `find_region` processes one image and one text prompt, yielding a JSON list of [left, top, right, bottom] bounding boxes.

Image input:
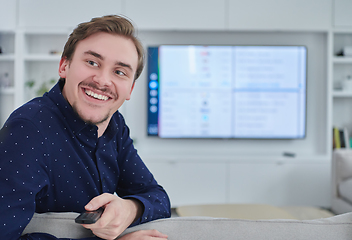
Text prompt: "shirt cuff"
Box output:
[[122, 195, 150, 226]]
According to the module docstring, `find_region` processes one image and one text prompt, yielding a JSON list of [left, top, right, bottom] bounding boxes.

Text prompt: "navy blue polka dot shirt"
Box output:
[[0, 80, 171, 239]]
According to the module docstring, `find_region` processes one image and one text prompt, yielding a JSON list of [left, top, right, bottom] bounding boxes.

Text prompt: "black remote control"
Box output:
[[75, 208, 104, 224]]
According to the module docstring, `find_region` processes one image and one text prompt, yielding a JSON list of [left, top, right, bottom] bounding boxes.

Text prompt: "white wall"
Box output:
[[0, 0, 338, 208]]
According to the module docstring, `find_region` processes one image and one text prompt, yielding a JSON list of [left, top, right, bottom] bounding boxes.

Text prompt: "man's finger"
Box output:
[[85, 193, 114, 211], [147, 229, 168, 238], [119, 229, 168, 240]]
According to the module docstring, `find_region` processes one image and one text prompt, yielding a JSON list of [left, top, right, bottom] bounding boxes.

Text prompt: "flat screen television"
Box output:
[[147, 45, 307, 139]]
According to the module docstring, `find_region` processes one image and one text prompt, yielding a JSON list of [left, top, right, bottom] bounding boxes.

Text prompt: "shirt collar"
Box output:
[[46, 80, 119, 142]]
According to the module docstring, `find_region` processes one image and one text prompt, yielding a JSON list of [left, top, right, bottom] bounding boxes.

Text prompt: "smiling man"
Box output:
[[0, 15, 171, 240], [59, 31, 137, 137]]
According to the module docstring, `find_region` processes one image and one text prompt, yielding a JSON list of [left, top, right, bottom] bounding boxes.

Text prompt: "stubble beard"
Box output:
[[74, 81, 118, 126], [72, 102, 110, 126]]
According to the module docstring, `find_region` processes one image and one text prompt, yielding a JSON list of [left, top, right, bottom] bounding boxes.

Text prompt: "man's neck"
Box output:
[[96, 121, 109, 138]]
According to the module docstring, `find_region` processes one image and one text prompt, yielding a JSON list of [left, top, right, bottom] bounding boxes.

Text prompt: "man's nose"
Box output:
[[95, 69, 112, 87]]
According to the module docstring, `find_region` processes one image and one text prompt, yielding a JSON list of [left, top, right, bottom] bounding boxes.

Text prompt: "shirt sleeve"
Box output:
[[0, 119, 99, 240], [115, 118, 171, 226]]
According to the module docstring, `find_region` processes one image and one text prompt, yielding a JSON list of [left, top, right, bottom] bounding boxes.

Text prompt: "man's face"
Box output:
[[59, 32, 138, 127]]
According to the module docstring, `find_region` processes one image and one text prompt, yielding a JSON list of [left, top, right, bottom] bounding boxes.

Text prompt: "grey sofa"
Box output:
[[23, 211, 352, 239], [331, 149, 352, 214]]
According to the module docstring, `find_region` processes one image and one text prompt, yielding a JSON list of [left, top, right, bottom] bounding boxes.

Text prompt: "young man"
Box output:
[[0, 15, 170, 240]]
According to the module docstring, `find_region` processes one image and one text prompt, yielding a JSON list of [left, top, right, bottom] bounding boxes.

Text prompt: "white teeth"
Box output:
[[85, 90, 109, 101]]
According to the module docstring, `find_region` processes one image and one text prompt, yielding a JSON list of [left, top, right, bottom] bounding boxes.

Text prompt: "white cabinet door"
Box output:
[[18, 0, 123, 28], [124, 0, 226, 30], [229, 162, 331, 207], [228, 0, 331, 30], [334, 0, 352, 27], [145, 161, 228, 207], [0, 0, 16, 30]]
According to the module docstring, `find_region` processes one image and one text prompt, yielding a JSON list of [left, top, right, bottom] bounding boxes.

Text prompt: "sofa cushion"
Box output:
[[120, 214, 352, 240], [334, 149, 352, 182], [23, 212, 352, 240], [339, 178, 352, 204]]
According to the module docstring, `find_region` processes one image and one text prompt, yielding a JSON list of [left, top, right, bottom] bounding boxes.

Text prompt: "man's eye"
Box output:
[[115, 70, 125, 76], [88, 60, 98, 66]]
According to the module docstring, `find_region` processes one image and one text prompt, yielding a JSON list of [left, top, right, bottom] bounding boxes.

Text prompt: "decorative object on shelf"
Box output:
[[336, 46, 352, 57], [333, 82, 343, 91], [342, 75, 352, 92], [49, 50, 62, 55], [0, 72, 11, 87], [25, 78, 57, 97], [333, 127, 350, 149]]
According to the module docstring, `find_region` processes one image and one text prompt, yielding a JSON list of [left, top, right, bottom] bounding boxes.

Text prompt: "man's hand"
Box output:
[[118, 230, 168, 240], [82, 193, 143, 240]]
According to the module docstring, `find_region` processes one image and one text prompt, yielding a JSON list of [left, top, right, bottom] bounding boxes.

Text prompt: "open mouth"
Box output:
[[85, 89, 109, 101]]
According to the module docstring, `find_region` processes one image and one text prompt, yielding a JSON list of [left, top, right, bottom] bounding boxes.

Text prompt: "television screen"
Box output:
[[147, 45, 307, 139]]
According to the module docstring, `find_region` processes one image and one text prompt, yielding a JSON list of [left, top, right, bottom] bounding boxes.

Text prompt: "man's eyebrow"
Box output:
[[116, 61, 133, 72], [84, 50, 104, 60], [84, 50, 133, 72]]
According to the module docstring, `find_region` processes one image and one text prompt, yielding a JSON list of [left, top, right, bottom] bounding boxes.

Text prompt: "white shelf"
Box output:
[[333, 29, 352, 34], [0, 87, 15, 94], [24, 54, 61, 61], [0, 54, 15, 61], [333, 91, 352, 97], [333, 57, 352, 64]]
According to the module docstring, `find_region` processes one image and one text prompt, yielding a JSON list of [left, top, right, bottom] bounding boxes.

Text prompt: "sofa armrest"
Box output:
[[22, 212, 352, 240], [332, 149, 352, 198], [22, 212, 94, 238], [120, 215, 352, 240]]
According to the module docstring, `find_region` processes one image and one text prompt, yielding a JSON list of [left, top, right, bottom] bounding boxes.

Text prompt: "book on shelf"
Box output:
[[333, 127, 350, 149]]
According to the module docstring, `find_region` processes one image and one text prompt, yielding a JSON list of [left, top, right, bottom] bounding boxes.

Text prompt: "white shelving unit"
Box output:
[[0, 29, 69, 125], [22, 31, 69, 103], [0, 31, 15, 125], [331, 30, 352, 139]]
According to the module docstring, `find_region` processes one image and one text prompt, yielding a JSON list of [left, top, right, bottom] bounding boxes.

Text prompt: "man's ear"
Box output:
[[126, 82, 136, 101], [58, 58, 69, 78]]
